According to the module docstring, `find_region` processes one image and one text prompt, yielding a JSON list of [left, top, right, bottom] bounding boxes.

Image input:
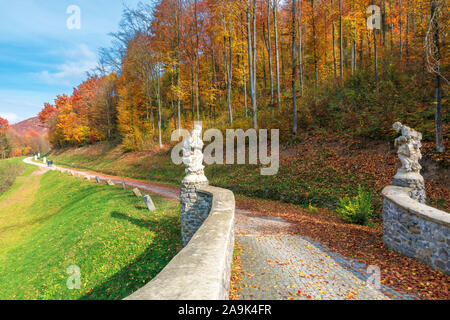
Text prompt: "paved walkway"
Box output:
[[234, 211, 414, 300], [24, 158, 415, 300]]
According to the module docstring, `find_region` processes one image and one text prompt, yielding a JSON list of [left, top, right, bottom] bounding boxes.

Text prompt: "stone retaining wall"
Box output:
[[125, 185, 235, 300], [180, 180, 210, 245], [382, 186, 449, 275]]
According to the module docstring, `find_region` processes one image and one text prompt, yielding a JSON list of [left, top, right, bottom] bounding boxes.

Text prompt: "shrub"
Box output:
[[336, 185, 373, 225], [0, 163, 24, 194], [308, 202, 319, 213]]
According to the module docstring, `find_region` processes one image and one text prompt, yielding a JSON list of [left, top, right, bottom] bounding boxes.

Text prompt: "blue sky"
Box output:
[[0, 0, 146, 124]]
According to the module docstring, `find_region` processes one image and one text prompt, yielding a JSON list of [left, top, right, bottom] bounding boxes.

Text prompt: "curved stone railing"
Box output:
[[125, 185, 235, 300], [382, 186, 449, 275]]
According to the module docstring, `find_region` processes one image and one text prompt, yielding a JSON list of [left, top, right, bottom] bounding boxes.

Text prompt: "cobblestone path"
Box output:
[[24, 158, 416, 300], [234, 210, 416, 300]]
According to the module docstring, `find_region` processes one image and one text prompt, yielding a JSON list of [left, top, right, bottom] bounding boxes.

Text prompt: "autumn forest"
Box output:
[[2, 0, 448, 155]]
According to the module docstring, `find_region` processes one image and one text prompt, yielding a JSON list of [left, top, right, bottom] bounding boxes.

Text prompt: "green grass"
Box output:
[[0, 159, 182, 300]]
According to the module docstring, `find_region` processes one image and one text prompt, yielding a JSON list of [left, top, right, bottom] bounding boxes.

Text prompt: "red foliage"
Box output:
[[0, 117, 9, 132], [90, 132, 97, 145], [54, 94, 70, 110], [26, 129, 40, 138], [38, 103, 56, 125], [71, 76, 101, 116]]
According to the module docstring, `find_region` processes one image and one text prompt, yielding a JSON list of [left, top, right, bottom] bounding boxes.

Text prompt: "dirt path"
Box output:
[[23, 157, 415, 300]]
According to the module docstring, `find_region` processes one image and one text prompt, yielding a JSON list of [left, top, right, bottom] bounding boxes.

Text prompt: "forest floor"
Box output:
[[43, 136, 450, 299]]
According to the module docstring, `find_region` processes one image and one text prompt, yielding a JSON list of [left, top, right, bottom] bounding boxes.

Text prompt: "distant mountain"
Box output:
[[10, 117, 48, 137]]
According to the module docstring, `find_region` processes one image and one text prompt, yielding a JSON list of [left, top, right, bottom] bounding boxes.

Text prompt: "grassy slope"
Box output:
[[0, 159, 182, 300], [49, 134, 449, 219]]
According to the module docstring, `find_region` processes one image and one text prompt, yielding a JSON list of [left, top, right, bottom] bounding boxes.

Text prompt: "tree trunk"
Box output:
[[298, 0, 304, 96], [374, 30, 378, 92], [194, 0, 200, 121], [405, 1, 410, 58], [191, 67, 195, 121], [273, 0, 281, 107], [244, 74, 248, 117], [252, 0, 258, 129], [332, 19, 337, 78], [373, 0, 378, 92], [311, 0, 319, 89], [389, 0, 394, 51], [359, 31, 364, 70], [431, 0, 444, 153], [262, 24, 268, 90], [339, 0, 343, 79], [241, 27, 248, 118], [224, 21, 233, 126], [291, 0, 297, 136], [177, 0, 182, 132], [399, 0, 403, 57], [252, 0, 257, 102], [435, 74, 444, 152], [176, 68, 181, 131], [267, 0, 274, 106], [147, 82, 155, 131], [247, 1, 256, 125], [211, 49, 216, 122], [331, 0, 337, 78], [351, 40, 356, 75], [382, 0, 386, 46], [157, 61, 162, 149]]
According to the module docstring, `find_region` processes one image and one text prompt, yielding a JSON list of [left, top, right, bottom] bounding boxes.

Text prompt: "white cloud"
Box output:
[[38, 44, 98, 86], [0, 112, 20, 124], [0, 89, 58, 124]]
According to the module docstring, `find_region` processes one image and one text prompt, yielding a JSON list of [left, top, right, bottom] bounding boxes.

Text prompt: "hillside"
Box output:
[[0, 158, 182, 299], [10, 117, 47, 137], [49, 134, 449, 216]]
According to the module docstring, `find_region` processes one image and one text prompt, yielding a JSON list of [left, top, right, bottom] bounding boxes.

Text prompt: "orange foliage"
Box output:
[[38, 103, 56, 125], [0, 117, 9, 132]]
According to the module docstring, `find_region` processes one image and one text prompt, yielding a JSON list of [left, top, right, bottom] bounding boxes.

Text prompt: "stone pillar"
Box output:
[[180, 179, 209, 245], [392, 173, 426, 204], [179, 122, 209, 246]]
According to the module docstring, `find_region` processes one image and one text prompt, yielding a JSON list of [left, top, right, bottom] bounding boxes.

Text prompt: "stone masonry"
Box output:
[[392, 176, 426, 204], [381, 123, 448, 274], [382, 186, 449, 275], [126, 186, 235, 300], [180, 180, 210, 245]]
